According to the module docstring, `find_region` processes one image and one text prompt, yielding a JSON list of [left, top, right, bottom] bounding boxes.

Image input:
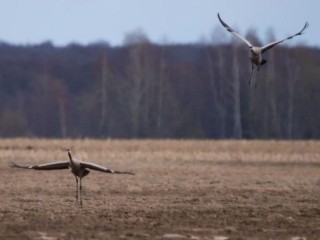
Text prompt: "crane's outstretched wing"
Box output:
[[80, 161, 135, 175], [261, 22, 309, 53], [217, 13, 253, 48], [11, 161, 69, 170]]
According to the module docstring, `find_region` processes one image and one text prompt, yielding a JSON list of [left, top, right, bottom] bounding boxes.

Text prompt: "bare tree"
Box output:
[[156, 46, 166, 136], [264, 29, 280, 137], [231, 45, 242, 138], [53, 80, 68, 137], [206, 46, 227, 138], [123, 29, 150, 46], [124, 30, 160, 137], [99, 49, 110, 136], [127, 44, 143, 137], [285, 53, 300, 138], [206, 27, 236, 137]]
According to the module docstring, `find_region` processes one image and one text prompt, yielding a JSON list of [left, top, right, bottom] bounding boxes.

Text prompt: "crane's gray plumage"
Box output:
[[11, 149, 134, 207], [217, 13, 309, 86], [11, 161, 69, 170]]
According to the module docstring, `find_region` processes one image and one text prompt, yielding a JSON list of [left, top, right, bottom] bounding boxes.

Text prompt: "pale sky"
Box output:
[[0, 0, 318, 47]]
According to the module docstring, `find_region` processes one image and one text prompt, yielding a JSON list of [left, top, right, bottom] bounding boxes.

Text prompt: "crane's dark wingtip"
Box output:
[[305, 22, 310, 29], [217, 13, 228, 29], [114, 171, 135, 175], [301, 22, 309, 33]]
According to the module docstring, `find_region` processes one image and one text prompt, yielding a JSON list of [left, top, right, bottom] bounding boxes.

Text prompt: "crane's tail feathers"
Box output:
[[261, 59, 267, 65]]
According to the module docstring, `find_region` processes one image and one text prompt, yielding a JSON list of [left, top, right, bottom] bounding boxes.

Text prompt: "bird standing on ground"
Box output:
[[217, 13, 309, 87], [11, 149, 134, 207]]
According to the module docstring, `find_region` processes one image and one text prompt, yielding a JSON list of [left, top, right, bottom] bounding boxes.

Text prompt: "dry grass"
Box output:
[[1, 139, 320, 239]]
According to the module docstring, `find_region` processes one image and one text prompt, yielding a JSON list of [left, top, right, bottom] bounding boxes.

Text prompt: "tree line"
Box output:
[[0, 34, 319, 139]]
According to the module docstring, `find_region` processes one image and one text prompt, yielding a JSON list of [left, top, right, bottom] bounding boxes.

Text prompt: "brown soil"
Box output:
[[1, 139, 320, 239]]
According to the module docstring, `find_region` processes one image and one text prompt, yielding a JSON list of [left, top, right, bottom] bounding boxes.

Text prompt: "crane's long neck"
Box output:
[[68, 150, 75, 166]]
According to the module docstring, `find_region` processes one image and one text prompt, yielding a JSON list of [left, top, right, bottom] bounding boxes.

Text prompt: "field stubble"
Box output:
[[0, 139, 320, 239]]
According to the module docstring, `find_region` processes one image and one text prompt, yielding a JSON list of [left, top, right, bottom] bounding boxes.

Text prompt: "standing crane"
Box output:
[[11, 149, 134, 207], [217, 13, 309, 86]]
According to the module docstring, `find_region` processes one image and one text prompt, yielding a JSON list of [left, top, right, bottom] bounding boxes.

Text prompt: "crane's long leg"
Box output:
[[79, 177, 83, 208], [249, 63, 254, 86], [75, 176, 79, 202]]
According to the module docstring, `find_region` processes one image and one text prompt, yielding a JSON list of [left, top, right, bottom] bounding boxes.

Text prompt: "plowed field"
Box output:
[[1, 139, 320, 239]]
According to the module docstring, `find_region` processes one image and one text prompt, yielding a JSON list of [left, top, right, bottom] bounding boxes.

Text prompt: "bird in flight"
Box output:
[[217, 13, 309, 86], [11, 149, 134, 207]]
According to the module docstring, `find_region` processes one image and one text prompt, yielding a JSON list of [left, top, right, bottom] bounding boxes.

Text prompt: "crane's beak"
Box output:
[[60, 148, 71, 152]]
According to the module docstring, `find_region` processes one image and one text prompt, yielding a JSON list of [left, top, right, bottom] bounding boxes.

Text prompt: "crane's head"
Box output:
[[66, 148, 73, 161]]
